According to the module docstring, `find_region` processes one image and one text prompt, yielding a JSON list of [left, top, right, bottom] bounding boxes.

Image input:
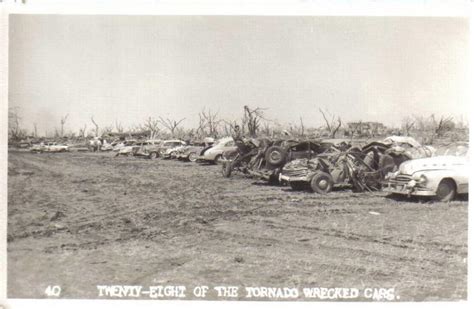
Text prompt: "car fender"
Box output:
[[413, 169, 468, 194]]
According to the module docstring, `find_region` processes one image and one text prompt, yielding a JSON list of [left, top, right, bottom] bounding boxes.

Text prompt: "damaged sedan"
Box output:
[[383, 142, 468, 201]]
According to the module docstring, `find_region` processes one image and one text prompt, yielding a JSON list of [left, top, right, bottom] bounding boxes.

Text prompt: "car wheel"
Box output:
[[222, 161, 232, 178], [290, 181, 307, 191], [149, 152, 158, 160], [310, 172, 334, 194], [214, 154, 223, 165], [188, 152, 198, 162], [436, 179, 456, 202], [265, 146, 287, 166]]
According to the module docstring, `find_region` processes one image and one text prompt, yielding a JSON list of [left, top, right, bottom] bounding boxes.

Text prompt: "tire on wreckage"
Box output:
[[265, 146, 287, 167], [310, 171, 334, 194]]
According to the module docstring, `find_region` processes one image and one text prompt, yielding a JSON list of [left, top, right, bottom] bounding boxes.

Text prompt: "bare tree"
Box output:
[[142, 117, 161, 139], [319, 108, 341, 138], [196, 113, 207, 138], [158, 117, 186, 136], [199, 108, 222, 137], [8, 106, 26, 141], [33, 123, 38, 138], [243, 105, 266, 137], [90, 116, 100, 137], [428, 114, 454, 143], [101, 125, 113, 136], [299, 116, 305, 137], [79, 124, 87, 138], [115, 120, 124, 134], [401, 117, 416, 136], [59, 114, 69, 137], [222, 120, 237, 136]]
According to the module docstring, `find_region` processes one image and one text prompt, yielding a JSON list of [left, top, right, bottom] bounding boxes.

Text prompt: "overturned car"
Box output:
[[222, 138, 348, 184]]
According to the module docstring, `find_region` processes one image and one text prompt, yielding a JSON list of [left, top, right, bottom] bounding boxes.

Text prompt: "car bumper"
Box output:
[[279, 174, 310, 183], [196, 155, 212, 162], [383, 182, 436, 197]]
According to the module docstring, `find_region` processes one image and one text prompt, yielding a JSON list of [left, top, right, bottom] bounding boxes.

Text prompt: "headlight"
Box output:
[[418, 174, 427, 185], [413, 174, 427, 185]]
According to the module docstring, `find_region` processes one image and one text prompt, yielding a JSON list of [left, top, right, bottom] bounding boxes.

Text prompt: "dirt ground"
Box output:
[[7, 150, 468, 301]]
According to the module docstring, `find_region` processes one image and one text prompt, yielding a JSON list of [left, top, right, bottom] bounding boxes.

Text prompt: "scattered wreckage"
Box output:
[[157, 140, 187, 159], [221, 138, 350, 184], [279, 136, 437, 194], [383, 142, 468, 201]]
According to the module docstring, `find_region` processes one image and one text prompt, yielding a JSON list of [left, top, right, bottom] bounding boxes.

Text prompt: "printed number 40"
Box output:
[[45, 285, 61, 297]]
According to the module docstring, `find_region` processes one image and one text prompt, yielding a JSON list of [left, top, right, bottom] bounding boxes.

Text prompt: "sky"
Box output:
[[8, 15, 469, 136]]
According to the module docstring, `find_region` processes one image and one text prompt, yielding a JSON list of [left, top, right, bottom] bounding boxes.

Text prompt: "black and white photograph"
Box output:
[[1, 0, 472, 306]]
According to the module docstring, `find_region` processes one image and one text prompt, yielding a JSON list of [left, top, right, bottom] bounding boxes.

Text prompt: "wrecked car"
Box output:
[[383, 142, 468, 201], [176, 140, 214, 162], [158, 140, 187, 159], [222, 138, 342, 183], [280, 146, 393, 193], [31, 142, 69, 153], [114, 140, 141, 157], [361, 136, 434, 170], [197, 137, 237, 164]]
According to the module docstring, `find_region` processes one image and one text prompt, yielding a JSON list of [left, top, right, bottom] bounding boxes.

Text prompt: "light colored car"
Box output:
[[383, 142, 468, 201], [158, 140, 187, 159], [114, 140, 139, 156], [176, 141, 213, 162], [133, 140, 163, 159], [31, 142, 69, 153], [197, 137, 236, 164]]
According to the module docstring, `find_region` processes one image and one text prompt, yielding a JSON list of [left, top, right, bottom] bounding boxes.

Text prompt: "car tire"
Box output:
[[214, 154, 223, 165], [222, 161, 232, 178], [188, 152, 198, 162], [265, 146, 287, 166], [436, 179, 456, 202], [149, 152, 158, 160], [310, 172, 334, 194]]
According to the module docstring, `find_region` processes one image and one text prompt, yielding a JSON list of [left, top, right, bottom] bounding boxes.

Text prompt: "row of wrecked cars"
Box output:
[[111, 135, 468, 202], [27, 135, 469, 202], [219, 136, 468, 202]]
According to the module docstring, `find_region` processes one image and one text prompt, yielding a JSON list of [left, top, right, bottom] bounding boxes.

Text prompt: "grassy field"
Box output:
[[7, 150, 468, 300]]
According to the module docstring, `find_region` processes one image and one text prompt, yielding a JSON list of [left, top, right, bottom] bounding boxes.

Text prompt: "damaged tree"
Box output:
[[158, 117, 186, 136], [319, 108, 342, 138], [60, 114, 69, 137], [199, 108, 221, 137], [8, 106, 26, 142], [90, 116, 100, 137], [243, 105, 266, 137], [142, 117, 161, 139]]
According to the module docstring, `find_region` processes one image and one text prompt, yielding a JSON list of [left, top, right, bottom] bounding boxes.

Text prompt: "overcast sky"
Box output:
[[9, 15, 469, 135]]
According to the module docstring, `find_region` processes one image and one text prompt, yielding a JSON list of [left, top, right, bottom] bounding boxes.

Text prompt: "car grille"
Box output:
[[391, 174, 412, 184]]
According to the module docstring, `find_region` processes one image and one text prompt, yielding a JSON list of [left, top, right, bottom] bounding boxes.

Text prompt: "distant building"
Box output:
[[346, 122, 387, 137]]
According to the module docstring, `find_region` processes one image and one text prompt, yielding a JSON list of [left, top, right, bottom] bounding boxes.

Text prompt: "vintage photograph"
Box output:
[[6, 14, 469, 301]]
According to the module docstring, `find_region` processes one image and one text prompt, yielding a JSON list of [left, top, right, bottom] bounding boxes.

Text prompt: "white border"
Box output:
[[0, 1, 472, 309]]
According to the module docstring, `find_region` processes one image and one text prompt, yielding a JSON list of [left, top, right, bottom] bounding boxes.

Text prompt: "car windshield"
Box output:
[[434, 143, 468, 157]]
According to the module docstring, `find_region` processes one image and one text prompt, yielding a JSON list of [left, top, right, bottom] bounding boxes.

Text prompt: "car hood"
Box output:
[[398, 155, 468, 175]]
